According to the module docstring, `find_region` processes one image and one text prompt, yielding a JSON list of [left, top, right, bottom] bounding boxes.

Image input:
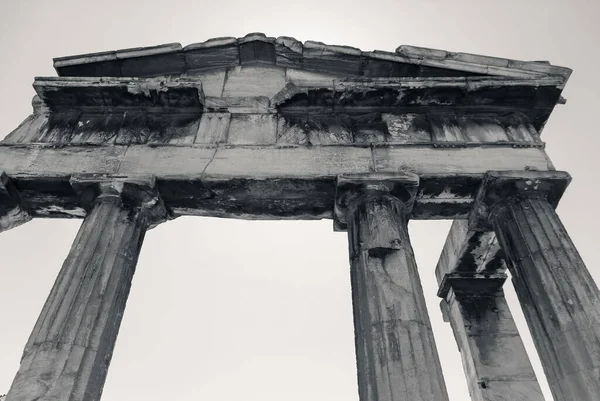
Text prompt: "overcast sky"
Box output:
[[1, 1, 599, 400]]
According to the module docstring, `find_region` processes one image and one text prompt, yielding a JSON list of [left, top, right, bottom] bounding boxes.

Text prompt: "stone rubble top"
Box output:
[[52, 33, 571, 86]]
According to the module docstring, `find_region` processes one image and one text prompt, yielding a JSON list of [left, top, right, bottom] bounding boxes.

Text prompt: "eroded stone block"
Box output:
[[227, 114, 277, 145], [223, 66, 286, 97]]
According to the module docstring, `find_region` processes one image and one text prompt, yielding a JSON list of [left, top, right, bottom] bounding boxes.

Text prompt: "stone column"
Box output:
[[0, 172, 31, 233], [335, 173, 449, 401], [472, 171, 600, 401], [440, 275, 545, 401], [6, 175, 166, 401]]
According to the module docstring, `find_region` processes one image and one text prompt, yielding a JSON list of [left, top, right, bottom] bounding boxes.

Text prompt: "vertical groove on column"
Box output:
[[493, 195, 600, 401], [6, 198, 147, 401], [349, 195, 449, 401], [27, 206, 106, 352]]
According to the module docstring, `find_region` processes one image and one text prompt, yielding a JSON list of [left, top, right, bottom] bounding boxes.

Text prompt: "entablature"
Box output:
[[0, 35, 571, 224], [4, 75, 554, 148]]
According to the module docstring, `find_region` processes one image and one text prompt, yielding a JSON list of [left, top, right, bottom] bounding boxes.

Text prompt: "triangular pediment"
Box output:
[[52, 33, 571, 86]]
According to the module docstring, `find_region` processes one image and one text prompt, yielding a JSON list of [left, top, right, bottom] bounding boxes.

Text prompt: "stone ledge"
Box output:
[[437, 272, 507, 298]]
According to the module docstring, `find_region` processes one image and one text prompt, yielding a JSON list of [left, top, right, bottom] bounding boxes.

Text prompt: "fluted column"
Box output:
[[6, 175, 166, 401], [440, 278, 545, 401], [0, 172, 31, 233], [471, 171, 600, 401], [335, 173, 449, 401]]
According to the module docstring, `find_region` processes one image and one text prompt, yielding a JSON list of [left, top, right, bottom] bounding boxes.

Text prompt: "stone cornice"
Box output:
[[468, 170, 571, 231], [274, 77, 562, 132], [33, 77, 205, 113]]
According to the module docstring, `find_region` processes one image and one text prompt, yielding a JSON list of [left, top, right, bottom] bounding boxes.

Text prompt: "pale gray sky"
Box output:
[[1, 1, 599, 400]]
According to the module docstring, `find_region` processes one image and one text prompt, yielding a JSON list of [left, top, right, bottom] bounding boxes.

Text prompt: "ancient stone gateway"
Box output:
[[1, 33, 598, 401]]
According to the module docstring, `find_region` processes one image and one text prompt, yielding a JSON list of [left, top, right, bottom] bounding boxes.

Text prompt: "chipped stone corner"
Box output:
[[126, 78, 170, 97]]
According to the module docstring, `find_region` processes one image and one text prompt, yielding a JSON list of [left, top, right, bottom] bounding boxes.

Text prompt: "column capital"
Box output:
[[334, 172, 419, 231], [0, 172, 31, 233], [69, 173, 168, 228], [468, 170, 571, 231]]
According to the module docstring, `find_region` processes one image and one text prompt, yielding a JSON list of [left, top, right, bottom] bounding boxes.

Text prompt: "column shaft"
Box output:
[[6, 196, 148, 401], [492, 195, 600, 401], [442, 286, 544, 401], [348, 194, 449, 401]]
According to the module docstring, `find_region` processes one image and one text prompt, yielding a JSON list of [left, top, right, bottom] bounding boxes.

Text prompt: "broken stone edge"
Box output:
[[0, 172, 32, 233]]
